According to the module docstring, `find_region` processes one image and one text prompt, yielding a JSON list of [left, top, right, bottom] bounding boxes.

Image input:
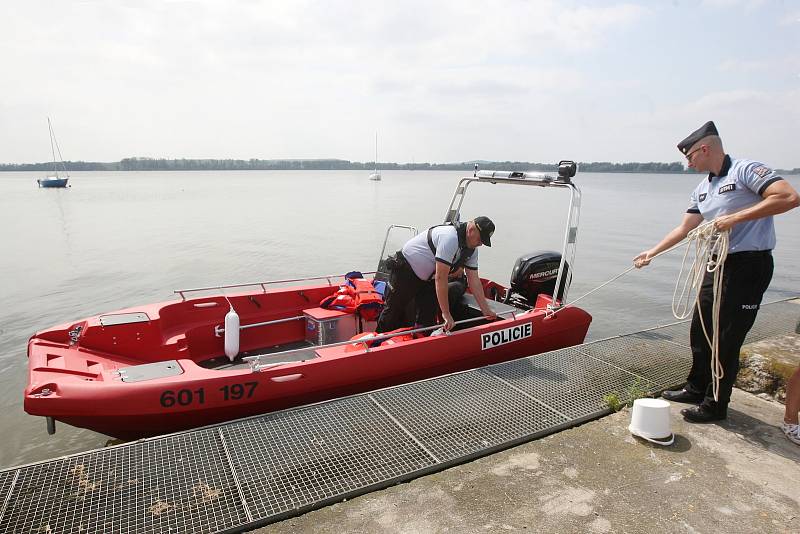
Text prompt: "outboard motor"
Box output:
[[506, 251, 570, 308]]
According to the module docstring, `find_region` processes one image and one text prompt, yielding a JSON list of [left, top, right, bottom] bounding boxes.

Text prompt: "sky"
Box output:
[[1, 0, 798, 168]]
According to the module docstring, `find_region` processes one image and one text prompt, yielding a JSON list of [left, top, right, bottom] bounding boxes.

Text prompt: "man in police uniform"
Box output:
[[634, 121, 799, 423], [377, 216, 498, 334]]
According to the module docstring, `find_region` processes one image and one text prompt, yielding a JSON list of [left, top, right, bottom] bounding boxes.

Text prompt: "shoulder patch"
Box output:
[[718, 184, 736, 194], [753, 165, 772, 178], [698, 193, 707, 202]]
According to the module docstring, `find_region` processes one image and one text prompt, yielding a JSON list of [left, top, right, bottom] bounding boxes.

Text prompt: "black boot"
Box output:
[[661, 384, 704, 404], [681, 403, 727, 423]]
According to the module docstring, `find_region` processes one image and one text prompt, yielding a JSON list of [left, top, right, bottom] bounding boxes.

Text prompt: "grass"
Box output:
[[603, 378, 652, 412]]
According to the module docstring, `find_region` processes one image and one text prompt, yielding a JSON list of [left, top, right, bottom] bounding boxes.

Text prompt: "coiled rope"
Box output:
[[671, 221, 729, 401], [550, 220, 729, 401]]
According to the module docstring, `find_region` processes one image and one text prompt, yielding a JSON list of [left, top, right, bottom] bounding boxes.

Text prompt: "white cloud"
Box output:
[[778, 9, 800, 26], [701, 0, 767, 10]]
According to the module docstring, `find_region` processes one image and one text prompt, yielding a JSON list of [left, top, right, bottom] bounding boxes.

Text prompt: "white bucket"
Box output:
[[628, 398, 674, 446]]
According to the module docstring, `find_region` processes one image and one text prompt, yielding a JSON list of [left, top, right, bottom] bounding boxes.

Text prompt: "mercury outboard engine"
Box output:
[[506, 251, 570, 308]]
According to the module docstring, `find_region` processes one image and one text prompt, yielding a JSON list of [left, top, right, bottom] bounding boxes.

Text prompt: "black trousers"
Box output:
[[376, 255, 437, 333], [686, 251, 773, 411]]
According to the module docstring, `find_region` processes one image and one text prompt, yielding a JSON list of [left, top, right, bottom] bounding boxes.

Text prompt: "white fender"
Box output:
[[224, 307, 240, 361]]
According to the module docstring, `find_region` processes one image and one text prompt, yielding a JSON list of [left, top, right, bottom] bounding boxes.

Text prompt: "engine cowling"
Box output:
[[508, 250, 570, 306]]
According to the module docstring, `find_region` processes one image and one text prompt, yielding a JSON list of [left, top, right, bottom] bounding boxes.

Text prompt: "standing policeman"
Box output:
[[634, 121, 799, 423]]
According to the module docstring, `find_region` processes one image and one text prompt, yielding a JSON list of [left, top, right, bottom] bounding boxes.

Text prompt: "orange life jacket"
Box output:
[[381, 331, 416, 346], [345, 332, 380, 352], [345, 327, 417, 352], [319, 276, 384, 320]]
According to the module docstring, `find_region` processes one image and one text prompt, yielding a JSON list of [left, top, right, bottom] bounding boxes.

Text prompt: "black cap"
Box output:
[[677, 121, 718, 155], [474, 216, 495, 247]]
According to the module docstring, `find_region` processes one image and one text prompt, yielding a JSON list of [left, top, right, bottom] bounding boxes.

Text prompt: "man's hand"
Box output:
[[442, 312, 455, 332], [713, 214, 737, 232], [481, 306, 498, 321], [634, 213, 703, 269], [633, 250, 653, 268]]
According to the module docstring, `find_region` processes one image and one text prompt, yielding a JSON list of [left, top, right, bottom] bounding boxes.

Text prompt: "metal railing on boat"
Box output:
[[442, 168, 580, 309], [174, 271, 380, 301], [238, 309, 523, 372]]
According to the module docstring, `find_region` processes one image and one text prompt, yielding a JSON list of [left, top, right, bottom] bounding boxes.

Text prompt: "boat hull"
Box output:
[[37, 178, 69, 188], [25, 282, 591, 439]]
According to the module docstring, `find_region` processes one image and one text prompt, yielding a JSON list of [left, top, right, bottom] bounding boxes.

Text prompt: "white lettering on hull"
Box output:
[[481, 322, 533, 350]]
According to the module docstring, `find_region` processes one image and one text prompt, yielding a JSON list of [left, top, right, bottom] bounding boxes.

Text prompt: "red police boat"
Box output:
[[25, 162, 592, 439]]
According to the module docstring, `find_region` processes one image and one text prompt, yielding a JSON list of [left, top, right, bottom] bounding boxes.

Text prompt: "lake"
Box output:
[[1, 169, 798, 468]]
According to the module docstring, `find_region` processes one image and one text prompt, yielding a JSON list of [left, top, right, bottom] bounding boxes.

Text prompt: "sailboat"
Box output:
[[37, 118, 70, 188], [368, 131, 381, 181]]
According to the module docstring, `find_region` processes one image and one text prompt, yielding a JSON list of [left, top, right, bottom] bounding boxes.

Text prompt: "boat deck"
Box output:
[[1, 299, 797, 533], [199, 340, 318, 371]]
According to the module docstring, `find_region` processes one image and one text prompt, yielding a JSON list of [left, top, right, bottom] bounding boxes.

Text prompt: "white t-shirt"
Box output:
[[402, 225, 479, 280]]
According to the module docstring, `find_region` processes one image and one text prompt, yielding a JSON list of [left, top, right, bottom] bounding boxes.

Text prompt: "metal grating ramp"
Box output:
[[1, 299, 796, 533], [576, 334, 692, 391], [0, 470, 16, 524], [634, 322, 691, 346], [220, 396, 435, 520], [0, 429, 248, 533], [489, 346, 657, 420], [371, 369, 568, 462]]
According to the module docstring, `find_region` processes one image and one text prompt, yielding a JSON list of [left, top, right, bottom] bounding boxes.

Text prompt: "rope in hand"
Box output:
[[548, 220, 729, 401], [547, 226, 698, 314]]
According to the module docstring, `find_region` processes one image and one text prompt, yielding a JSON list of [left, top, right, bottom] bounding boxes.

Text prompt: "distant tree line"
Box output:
[[0, 160, 116, 171], [1, 157, 797, 175]]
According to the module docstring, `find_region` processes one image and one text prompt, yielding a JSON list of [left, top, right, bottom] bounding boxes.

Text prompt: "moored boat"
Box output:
[[38, 118, 70, 188], [368, 131, 381, 180], [37, 175, 69, 188], [25, 161, 592, 439]]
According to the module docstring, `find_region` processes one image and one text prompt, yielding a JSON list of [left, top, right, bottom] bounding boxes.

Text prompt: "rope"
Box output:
[[548, 265, 637, 312], [549, 220, 729, 401], [671, 221, 729, 401], [549, 230, 693, 314]]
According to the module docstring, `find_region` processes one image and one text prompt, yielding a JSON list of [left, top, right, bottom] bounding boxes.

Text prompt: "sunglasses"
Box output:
[[685, 145, 704, 161]]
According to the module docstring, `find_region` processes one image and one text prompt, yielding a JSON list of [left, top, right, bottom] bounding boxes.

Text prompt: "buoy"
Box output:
[[224, 306, 240, 361]]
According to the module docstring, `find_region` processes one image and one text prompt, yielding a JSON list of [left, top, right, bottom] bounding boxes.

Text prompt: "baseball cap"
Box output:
[[474, 216, 495, 247]]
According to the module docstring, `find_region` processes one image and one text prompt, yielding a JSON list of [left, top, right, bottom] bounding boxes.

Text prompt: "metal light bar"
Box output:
[[475, 170, 557, 182]]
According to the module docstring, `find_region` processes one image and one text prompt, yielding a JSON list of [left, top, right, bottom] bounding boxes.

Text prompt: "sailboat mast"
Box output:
[[47, 118, 69, 178], [374, 131, 378, 173], [48, 118, 59, 176]]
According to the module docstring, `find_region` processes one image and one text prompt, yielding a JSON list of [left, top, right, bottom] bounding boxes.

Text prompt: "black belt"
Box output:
[[718, 250, 772, 262], [727, 250, 771, 257]]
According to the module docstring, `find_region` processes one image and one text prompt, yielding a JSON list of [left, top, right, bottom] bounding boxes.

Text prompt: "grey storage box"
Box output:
[[304, 307, 358, 346]]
